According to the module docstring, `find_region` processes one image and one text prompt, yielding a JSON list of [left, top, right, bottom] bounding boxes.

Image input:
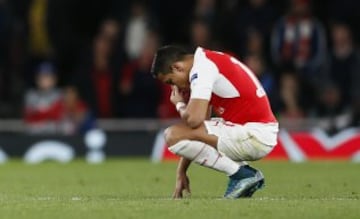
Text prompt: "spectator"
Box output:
[[322, 22, 360, 110], [189, 18, 213, 49], [321, 22, 360, 128], [75, 20, 120, 118], [24, 62, 62, 134], [240, 29, 266, 58], [60, 86, 96, 135], [100, 18, 120, 43], [194, 0, 216, 25], [312, 83, 352, 134], [124, 0, 153, 60], [235, 0, 276, 57], [278, 69, 305, 119], [119, 31, 161, 118], [47, 0, 113, 84], [271, 0, 327, 83], [327, 0, 360, 41]]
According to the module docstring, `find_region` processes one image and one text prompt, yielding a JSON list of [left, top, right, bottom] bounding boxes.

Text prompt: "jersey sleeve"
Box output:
[[189, 48, 219, 100]]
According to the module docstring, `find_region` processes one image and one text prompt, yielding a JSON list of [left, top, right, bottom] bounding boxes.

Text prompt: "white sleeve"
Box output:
[[190, 52, 219, 100]]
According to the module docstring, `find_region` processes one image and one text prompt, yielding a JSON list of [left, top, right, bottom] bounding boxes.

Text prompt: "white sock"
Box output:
[[168, 140, 240, 176]]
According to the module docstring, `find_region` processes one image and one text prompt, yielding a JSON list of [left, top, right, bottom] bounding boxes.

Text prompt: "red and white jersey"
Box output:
[[189, 47, 278, 145]]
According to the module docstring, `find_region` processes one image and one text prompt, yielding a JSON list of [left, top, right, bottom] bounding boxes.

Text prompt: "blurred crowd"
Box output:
[[0, 0, 359, 134]]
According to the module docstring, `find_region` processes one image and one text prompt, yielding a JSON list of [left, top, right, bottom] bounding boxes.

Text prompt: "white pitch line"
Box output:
[[71, 197, 82, 201], [29, 196, 359, 201], [36, 197, 52, 201]]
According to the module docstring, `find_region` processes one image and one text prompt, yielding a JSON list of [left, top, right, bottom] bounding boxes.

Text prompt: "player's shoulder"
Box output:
[[193, 47, 207, 62], [193, 47, 225, 67], [192, 47, 217, 70], [195, 47, 238, 65], [189, 47, 220, 82], [195, 47, 222, 58]]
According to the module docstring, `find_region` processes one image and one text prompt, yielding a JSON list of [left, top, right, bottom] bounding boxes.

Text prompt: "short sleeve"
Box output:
[[189, 48, 219, 100]]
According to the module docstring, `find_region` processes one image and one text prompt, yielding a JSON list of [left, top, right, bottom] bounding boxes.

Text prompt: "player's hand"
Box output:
[[172, 173, 191, 199], [170, 86, 185, 105]]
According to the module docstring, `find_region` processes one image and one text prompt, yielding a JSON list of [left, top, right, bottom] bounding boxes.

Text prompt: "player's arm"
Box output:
[[171, 86, 209, 129], [173, 56, 217, 128], [178, 98, 209, 128], [173, 157, 192, 199]]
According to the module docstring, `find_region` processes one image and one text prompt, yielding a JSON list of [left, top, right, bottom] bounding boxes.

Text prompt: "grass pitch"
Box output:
[[0, 159, 359, 219]]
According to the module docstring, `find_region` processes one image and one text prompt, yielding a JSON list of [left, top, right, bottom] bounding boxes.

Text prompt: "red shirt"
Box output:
[[189, 47, 277, 125], [93, 69, 112, 117]]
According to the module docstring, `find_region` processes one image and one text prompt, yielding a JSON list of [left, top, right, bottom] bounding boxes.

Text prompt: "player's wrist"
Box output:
[[176, 102, 186, 112]]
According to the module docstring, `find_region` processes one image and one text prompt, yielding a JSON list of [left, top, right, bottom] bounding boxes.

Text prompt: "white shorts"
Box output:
[[204, 118, 278, 161]]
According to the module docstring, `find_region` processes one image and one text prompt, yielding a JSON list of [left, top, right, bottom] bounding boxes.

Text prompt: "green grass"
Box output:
[[0, 159, 359, 219]]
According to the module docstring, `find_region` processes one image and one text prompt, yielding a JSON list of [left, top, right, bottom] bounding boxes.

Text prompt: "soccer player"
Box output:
[[151, 46, 279, 199]]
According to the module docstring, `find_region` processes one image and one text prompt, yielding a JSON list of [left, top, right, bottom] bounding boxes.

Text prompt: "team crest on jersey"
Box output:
[[190, 73, 198, 83]]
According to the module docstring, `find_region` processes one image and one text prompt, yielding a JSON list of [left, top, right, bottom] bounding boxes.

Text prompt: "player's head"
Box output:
[[36, 62, 57, 91], [151, 45, 193, 89]]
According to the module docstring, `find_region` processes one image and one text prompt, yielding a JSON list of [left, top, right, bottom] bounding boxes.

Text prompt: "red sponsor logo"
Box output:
[[268, 128, 360, 161]]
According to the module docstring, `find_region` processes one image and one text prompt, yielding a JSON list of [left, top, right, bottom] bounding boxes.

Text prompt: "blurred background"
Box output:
[[0, 0, 359, 162]]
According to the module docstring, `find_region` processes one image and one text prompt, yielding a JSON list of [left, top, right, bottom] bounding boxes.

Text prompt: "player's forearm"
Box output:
[[176, 102, 204, 128], [177, 157, 192, 174]]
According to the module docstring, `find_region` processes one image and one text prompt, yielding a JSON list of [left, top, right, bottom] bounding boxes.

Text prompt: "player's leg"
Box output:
[[165, 122, 261, 199], [204, 120, 276, 198], [164, 122, 241, 176]]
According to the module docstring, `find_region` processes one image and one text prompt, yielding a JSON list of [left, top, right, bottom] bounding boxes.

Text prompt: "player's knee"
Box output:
[[164, 126, 181, 146]]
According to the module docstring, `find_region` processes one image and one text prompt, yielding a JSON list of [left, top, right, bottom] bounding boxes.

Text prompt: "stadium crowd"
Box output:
[[0, 0, 359, 134]]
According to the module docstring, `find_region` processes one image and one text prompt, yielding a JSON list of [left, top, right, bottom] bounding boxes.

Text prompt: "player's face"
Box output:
[[157, 61, 190, 90]]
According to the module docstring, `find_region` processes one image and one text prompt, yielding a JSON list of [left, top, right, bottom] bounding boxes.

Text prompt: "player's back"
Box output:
[[194, 48, 277, 124]]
